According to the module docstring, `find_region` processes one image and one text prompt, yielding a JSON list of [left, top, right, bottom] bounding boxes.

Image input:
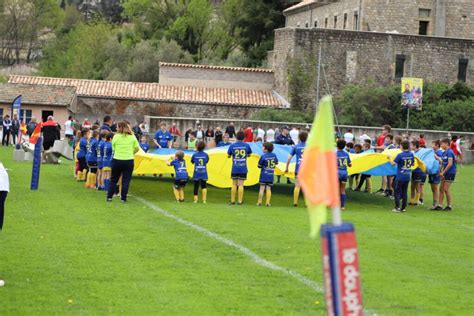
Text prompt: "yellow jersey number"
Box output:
[[234, 149, 247, 159]]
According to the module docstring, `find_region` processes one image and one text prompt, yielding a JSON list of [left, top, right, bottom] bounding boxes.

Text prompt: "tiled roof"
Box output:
[[159, 62, 274, 73], [8, 75, 282, 108], [0, 83, 76, 106]]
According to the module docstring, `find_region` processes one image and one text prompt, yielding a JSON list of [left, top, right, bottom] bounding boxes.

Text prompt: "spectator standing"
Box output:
[[64, 116, 75, 141], [256, 127, 265, 142], [450, 136, 463, 162], [289, 127, 299, 145], [100, 116, 112, 132], [205, 126, 214, 143], [225, 122, 236, 140], [344, 128, 354, 144], [170, 123, 182, 142], [195, 125, 204, 141], [418, 134, 426, 148], [214, 126, 223, 145], [266, 127, 275, 143], [274, 128, 281, 139], [106, 122, 139, 203], [42, 116, 60, 151], [132, 122, 142, 141], [243, 126, 253, 142], [82, 118, 92, 130], [376, 125, 391, 148], [2, 115, 12, 146], [358, 130, 371, 145], [11, 115, 19, 145], [184, 128, 193, 143], [27, 117, 38, 137]]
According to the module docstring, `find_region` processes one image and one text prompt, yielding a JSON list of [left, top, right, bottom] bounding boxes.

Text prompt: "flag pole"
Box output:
[[332, 207, 342, 226]]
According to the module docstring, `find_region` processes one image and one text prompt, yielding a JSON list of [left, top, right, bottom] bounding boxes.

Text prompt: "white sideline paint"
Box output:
[[135, 196, 377, 315]]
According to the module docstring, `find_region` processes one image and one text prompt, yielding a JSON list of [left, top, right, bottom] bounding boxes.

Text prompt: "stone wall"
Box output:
[[271, 28, 473, 108], [159, 65, 274, 90], [284, 0, 473, 39], [73, 97, 267, 124]]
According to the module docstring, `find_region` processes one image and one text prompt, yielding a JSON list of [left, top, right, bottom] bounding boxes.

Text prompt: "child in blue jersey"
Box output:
[[217, 133, 231, 147], [167, 151, 188, 202], [409, 140, 424, 205], [349, 144, 362, 190], [285, 131, 307, 207], [227, 131, 252, 205], [257, 142, 278, 206], [337, 139, 352, 210], [140, 136, 150, 152], [96, 131, 107, 191], [389, 140, 415, 212], [429, 139, 444, 210], [154, 122, 173, 149], [76, 129, 90, 182], [376, 134, 395, 196], [439, 138, 457, 211], [191, 141, 209, 203], [85, 130, 99, 189], [102, 132, 114, 192]]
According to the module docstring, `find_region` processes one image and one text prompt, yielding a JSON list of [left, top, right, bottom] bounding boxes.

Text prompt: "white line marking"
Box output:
[[461, 225, 474, 230], [135, 196, 377, 315]]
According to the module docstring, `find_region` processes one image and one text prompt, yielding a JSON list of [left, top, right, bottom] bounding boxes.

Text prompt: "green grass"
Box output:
[[0, 146, 473, 315]]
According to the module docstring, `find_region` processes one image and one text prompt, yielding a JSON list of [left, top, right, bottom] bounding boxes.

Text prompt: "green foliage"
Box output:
[[40, 22, 114, 79], [333, 81, 474, 132], [251, 108, 313, 123], [287, 54, 317, 112], [0, 74, 7, 83]]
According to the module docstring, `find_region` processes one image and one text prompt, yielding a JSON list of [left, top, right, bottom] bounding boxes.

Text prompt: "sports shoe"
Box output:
[[121, 200, 126, 203], [417, 200, 424, 206], [429, 205, 439, 211], [228, 202, 235, 205], [435, 205, 443, 210], [443, 206, 452, 211], [256, 203, 262, 206], [375, 189, 385, 195], [106, 198, 112, 202], [237, 202, 243, 205], [392, 208, 401, 213], [265, 203, 271, 207], [179, 199, 185, 203], [400, 209, 406, 212], [293, 204, 298, 207], [203, 201, 207, 204]]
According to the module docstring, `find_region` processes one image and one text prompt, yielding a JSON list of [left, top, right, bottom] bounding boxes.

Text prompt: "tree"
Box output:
[[287, 54, 317, 112]]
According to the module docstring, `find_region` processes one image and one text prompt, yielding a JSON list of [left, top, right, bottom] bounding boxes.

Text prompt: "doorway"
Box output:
[[42, 110, 54, 123]]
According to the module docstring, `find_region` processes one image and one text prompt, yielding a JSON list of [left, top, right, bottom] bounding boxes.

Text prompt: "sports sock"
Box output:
[[104, 179, 109, 191], [265, 189, 272, 205], [415, 191, 421, 203], [257, 193, 263, 205], [85, 173, 91, 188], [202, 189, 207, 202], [76, 171, 83, 182], [293, 187, 301, 205], [231, 185, 237, 203], [194, 195, 198, 202], [179, 189, 184, 201], [367, 178, 372, 192], [237, 186, 244, 204], [341, 194, 346, 208], [173, 188, 180, 201], [90, 173, 97, 189], [82, 169, 88, 181]]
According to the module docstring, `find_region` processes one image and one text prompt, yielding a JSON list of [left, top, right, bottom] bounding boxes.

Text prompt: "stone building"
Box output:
[[284, 0, 474, 39], [268, 0, 474, 110], [0, 83, 76, 124], [8, 74, 286, 123]]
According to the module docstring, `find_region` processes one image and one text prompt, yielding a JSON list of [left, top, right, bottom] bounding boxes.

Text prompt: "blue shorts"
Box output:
[[428, 174, 440, 184], [412, 172, 426, 183], [259, 181, 273, 187], [444, 173, 456, 182], [338, 171, 348, 183], [97, 159, 103, 169], [231, 173, 247, 180]]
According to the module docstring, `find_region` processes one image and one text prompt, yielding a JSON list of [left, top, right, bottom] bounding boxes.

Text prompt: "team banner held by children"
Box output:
[[298, 96, 364, 316]]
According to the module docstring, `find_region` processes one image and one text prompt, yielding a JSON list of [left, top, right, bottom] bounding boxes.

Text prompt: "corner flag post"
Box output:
[[298, 96, 364, 315]]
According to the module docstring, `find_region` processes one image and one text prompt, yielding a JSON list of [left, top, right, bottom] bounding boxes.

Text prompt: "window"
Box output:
[[334, 15, 337, 29], [353, 11, 359, 30], [314, 20, 318, 28], [343, 13, 348, 29], [305, 22, 309, 28], [0, 108, 3, 124], [419, 9, 431, 18], [41, 110, 54, 123], [325, 18, 328, 28], [395, 54, 406, 79], [419, 21, 429, 35], [458, 58, 469, 82], [296, 22, 301, 27], [20, 109, 32, 123]]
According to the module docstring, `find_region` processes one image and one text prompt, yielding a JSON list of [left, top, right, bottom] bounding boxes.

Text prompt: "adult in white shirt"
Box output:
[[195, 125, 204, 140], [266, 128, 275, 142], [256, 128, 265, 141], [358, 131, 371, 144], [289, 127, 299, 145], [64, 116, 75, 139], [344, 129, 354, 144], [0, 161, 10, 287]]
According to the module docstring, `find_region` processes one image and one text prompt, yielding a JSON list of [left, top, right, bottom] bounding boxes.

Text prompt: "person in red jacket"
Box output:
[[243, 126, 253, 142], [376, 125, 391, 148]]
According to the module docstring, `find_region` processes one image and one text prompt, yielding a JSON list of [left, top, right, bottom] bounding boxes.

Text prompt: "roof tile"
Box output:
[[0, 83, 76, 106]]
